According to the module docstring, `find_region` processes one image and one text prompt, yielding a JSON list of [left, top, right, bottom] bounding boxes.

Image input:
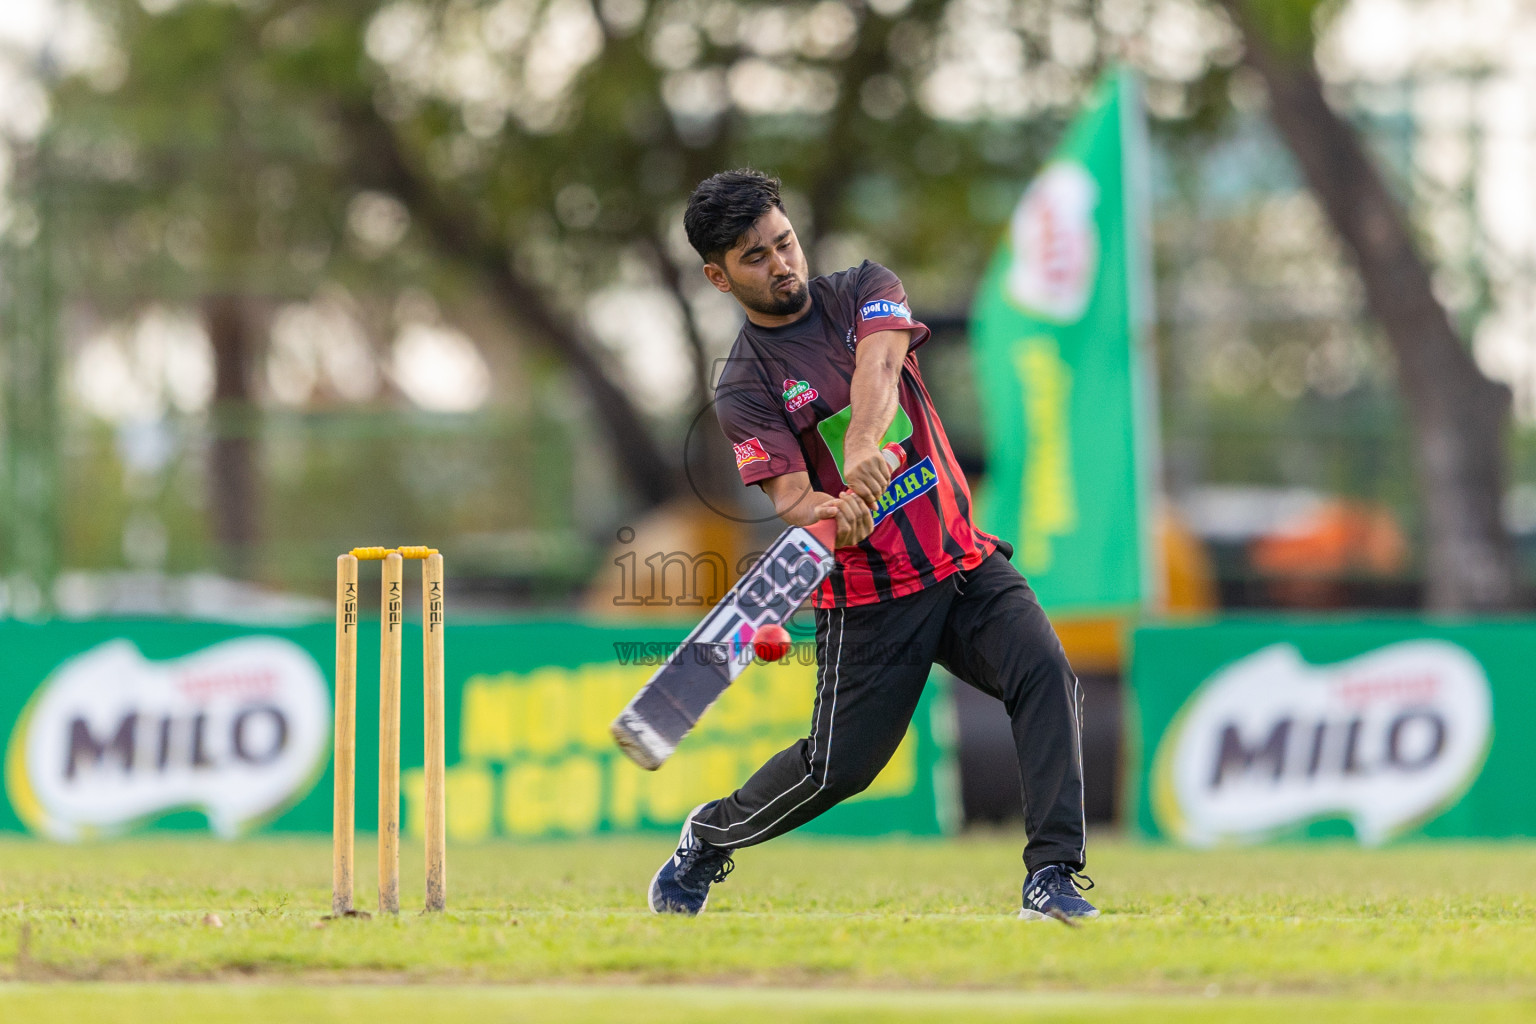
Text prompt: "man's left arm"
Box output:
[[842, 329, 911, 511]]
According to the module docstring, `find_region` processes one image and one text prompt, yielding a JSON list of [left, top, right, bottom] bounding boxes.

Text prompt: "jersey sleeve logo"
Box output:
[[859, 299, 912, 322], [733, 437, 771, 469], [781, 378, 819, 412]]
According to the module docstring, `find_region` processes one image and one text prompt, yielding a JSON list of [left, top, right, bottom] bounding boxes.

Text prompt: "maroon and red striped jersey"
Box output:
[[715, 261, 1000, 608]]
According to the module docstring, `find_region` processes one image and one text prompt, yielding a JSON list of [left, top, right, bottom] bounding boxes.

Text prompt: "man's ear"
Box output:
[[702, 262, 732, 294]]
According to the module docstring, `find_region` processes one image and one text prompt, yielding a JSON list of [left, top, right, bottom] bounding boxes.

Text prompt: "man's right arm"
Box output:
[[760, 472, 874, 548]]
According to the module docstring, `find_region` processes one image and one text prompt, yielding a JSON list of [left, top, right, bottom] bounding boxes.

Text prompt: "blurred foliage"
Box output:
[[20, 0, 1245, 601], [1230, 0, 1334, 59], [50, 0, 1244, 388], [22, 0, 1523, 605]]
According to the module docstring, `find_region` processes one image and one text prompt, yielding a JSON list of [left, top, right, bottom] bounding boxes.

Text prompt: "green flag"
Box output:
[[970, 68, 1158, 614]]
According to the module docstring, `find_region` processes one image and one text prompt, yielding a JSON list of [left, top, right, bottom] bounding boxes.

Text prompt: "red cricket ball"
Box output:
[[752, 623, 792, 662]]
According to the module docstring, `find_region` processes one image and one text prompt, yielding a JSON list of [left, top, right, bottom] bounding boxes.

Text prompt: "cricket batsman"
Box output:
[[649, 169, 1097, 921]]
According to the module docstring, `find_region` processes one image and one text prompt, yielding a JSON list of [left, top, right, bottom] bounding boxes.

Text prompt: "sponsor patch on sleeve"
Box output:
[[859, 299, 913, 322], [733, 436, 770, 470]]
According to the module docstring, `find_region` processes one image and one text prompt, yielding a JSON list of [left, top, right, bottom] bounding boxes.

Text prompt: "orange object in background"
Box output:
[[1246, 499, 1409, 609], [1161, 509, 1219, 613], [1250, 500, 1408, 578]]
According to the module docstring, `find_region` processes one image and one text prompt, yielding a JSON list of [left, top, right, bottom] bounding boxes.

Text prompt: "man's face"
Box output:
[[711, 207, 810, 318]]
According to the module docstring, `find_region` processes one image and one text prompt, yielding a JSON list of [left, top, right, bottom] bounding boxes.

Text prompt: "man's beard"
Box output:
[[738, 276, 809, 317]]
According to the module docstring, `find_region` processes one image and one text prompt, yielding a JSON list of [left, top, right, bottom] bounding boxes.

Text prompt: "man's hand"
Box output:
[[842, 445, 892, 511], [815, 490, 875, 548]]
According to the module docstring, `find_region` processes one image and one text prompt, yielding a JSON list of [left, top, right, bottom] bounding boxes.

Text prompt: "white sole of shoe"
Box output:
[[1018, 907, 1100, 922]]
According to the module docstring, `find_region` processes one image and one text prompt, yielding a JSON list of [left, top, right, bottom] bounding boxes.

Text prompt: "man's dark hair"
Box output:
[[683, 169, 784, 263]]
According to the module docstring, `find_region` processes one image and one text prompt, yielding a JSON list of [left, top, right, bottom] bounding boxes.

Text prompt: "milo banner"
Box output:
[[0, 620, 957, 840], [970, 67, 1157, 613], [1132, 621, 1536, 843]]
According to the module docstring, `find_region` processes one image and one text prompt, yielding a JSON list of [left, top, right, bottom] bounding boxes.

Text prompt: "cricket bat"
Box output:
[[611, 445, 905, 770]]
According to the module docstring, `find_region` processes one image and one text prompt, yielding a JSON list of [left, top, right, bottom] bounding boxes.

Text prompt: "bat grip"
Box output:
[[881, 443, 907, 471]]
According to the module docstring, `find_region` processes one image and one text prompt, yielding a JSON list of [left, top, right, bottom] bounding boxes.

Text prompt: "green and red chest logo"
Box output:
[[782, 378, 818, 412]]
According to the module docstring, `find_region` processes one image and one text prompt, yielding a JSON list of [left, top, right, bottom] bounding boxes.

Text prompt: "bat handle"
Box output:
[[881, 443, 907, 471]]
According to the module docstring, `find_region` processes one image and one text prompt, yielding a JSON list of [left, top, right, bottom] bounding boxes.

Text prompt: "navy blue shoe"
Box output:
[[1019, 864, 1099, 922], [648, 802, 736, 915]]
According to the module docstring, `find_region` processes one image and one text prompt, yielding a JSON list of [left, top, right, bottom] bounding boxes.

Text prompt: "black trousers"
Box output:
[[691, 551, 1087, 873]]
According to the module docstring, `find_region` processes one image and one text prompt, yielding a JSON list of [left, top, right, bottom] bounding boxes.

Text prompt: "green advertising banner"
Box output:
[[970, 68, 1157, 613], [0, 619, 958, 841], [1131, 620, 1536, 844]]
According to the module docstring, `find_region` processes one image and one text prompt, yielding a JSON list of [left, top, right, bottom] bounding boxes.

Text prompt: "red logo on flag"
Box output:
[[733, 437, 770, 469]]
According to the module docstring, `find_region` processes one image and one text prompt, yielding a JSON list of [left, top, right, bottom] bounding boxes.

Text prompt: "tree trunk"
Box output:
[[1221, 3, 1518, 610], [204, 293, 259, 578]]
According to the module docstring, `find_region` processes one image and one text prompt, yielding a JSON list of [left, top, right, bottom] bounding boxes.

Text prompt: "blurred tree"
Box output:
[[315, 0, 1093, 506], [54, 0, 684, 514], [51, 0, 1224, 525], [1214, 0, 1517, 610], [70, 0, 1508, 613]]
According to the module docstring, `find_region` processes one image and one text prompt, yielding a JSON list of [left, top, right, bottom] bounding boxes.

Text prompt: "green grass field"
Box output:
[[1, 833, 1533, 1022]]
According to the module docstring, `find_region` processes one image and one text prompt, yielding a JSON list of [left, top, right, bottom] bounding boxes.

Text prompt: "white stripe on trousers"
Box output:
[[694, 608, 844, 847], [1074, 673, 1086, 864], [691, 610, 829, 837]]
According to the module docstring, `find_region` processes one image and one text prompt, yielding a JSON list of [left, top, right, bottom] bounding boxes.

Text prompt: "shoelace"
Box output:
[[676, 842, 735, 892], [1038, 865, 1094, 898]]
